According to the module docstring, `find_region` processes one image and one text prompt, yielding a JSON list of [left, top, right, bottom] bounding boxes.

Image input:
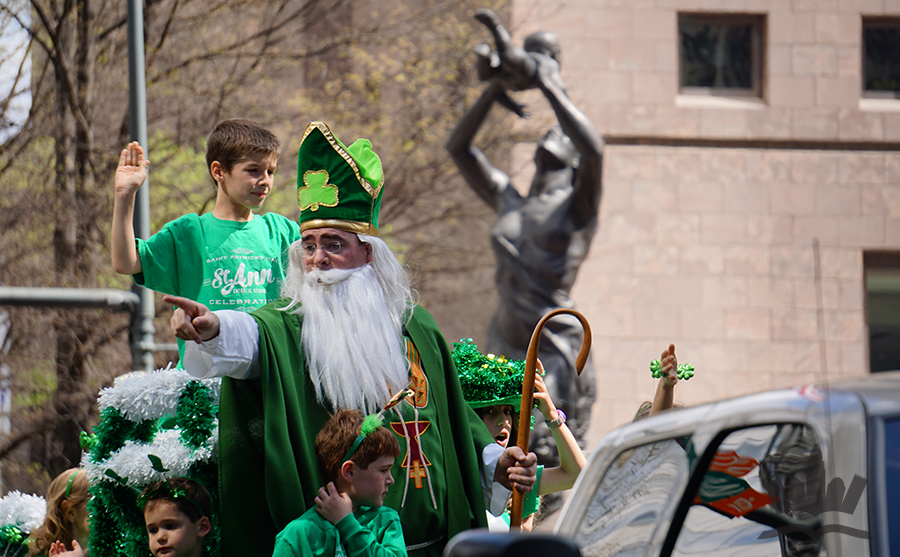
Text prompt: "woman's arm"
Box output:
[[531, 369, 587, 495], [649, 344, 678, 417]]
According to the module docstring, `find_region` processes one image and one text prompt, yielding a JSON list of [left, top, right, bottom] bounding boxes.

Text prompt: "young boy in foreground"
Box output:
[[140, 477, 212, 557], [273, 409, 406, 557]]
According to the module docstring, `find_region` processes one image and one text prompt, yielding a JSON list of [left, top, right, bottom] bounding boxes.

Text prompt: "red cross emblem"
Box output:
[[390, 420, 431, 488]]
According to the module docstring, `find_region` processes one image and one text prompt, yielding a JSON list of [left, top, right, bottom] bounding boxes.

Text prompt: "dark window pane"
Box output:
[[883, 417, 900, 548], [865, 256, 900, 372], [681, 22, 753, 89], [864, 25, 900, 92]]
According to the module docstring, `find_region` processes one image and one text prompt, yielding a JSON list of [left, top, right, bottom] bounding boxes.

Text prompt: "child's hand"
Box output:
[[315, 482, 352, 525], [115, 141, 149, 196], [49, 541, 66, 557], [49, 540, 83, 557], [532, 361, 558, 421], [660, 343, 678, 387]]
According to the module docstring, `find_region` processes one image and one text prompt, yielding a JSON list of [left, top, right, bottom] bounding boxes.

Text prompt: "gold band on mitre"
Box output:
[[299, 218, 379, 236]]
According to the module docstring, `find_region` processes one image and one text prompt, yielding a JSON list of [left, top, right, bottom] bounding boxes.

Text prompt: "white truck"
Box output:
[[446, 372, 900, 556]]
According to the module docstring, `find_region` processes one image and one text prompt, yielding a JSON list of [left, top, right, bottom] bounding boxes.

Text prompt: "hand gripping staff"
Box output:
[[509, 308, 592, 530]]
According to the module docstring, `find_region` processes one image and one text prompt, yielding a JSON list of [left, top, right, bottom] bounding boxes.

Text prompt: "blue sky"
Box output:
[[0, 5, 32, 145]]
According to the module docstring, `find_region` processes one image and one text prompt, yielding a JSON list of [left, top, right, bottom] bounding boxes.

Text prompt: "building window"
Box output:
[[863, 17, 900, 98], [865, 252, 900, 372], [678, 13, 765, 98]]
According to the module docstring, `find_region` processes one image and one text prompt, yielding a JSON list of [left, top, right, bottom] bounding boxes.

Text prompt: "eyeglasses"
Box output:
[[300, 240, 347, 257]]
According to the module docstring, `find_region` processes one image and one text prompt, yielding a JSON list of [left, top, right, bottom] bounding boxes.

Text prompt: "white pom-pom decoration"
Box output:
[[97, 364, 221, 422], [0, 490, 47, 533]]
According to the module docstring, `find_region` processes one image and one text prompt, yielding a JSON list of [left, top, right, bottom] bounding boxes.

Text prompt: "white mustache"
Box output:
[[304, 268, 357, 286]]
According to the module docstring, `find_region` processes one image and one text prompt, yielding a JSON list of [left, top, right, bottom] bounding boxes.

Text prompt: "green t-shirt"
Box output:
[[135, 211, 300, 362], [273, 505, 406, 557]]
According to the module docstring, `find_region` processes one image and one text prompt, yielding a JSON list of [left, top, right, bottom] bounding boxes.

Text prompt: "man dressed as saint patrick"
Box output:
[[166, 121, 538, 557]]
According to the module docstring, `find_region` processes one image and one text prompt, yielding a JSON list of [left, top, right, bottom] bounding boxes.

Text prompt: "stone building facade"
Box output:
[[506, 0, 900, 444]]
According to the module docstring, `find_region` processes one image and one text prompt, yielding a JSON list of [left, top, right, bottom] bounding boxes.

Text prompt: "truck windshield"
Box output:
[[884, 417, 900, 549]]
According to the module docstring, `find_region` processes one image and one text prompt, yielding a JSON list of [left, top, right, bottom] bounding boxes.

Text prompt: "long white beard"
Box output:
[[298, 265, 410, 413]]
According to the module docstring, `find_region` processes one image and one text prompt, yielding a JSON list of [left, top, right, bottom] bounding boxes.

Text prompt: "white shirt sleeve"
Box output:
[[482, 443, 513, 517], [182, 310, 260, 379]]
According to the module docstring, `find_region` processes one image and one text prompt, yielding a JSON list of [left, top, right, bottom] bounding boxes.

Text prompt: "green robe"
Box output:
[[217, 302, 495, 557]]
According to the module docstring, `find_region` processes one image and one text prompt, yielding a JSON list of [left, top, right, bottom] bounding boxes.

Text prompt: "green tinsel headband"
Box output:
[[65, 471, 79, 499], [137, 484, 205, 520], [342, 389, 413, 464], [342, 414, 384, 464], [452, 338, 528, 409]]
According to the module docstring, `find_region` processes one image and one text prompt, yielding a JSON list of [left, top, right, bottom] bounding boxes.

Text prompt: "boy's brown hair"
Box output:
[[316, 409, 400, 484], [205, 118, 280, 187], [139, 477, 212, 523]]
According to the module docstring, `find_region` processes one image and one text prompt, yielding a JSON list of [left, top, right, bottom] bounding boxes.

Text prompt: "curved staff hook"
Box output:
[[509, 308, 592, 530]]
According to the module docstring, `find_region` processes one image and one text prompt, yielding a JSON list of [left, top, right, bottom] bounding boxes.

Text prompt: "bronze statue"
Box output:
[[446, 9, 603, 466]]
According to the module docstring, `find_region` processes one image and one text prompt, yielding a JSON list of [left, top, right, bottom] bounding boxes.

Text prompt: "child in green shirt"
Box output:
[[111, 118, 301, 364], [273, 409, 406, 557]]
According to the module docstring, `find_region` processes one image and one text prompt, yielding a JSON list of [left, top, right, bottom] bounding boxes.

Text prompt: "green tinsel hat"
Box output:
[[451, 338, 528, 409], [296, 121, 384, 236], [342, 389, 414, 463]]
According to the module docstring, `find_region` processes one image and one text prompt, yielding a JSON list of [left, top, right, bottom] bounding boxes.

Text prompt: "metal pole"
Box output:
[[0, 287, 141, 312], [127, 0, 155, 371], [0, 287, 178, 351]]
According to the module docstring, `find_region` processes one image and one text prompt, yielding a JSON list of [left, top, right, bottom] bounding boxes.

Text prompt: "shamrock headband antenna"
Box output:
[[341, 388, 414, 464]]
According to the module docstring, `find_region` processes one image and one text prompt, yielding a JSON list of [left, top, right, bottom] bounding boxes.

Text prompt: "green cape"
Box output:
[[216, 302, 494, 557]]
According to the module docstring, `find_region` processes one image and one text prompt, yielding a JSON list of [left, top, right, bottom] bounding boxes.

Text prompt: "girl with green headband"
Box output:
[[27, 469, 89, 557], [451, 339, 586, 531]]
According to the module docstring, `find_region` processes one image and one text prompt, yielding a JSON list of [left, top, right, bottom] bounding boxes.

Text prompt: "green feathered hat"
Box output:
[[452, 338, 528, 409], [296, 121, 384, 236]]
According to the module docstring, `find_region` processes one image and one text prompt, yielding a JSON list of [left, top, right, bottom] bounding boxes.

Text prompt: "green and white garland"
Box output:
[[82, 364, 221, 557], [0, 491, 46, 557]]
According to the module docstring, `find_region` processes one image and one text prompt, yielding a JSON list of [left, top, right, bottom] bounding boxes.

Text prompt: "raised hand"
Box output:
[[49, 540, 83, 557], [532, 360, 558, 421], [660, 343, 678, 387], [115, 141, 150, 196]]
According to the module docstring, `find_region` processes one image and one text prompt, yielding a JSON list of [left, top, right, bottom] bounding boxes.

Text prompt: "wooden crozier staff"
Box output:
[[509, 308, 592, 530]]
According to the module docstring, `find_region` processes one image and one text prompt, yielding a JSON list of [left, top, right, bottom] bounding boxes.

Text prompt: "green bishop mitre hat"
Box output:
[[296, 121, 384, 235]]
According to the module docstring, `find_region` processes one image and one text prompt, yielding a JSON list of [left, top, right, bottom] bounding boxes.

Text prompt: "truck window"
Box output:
[[572, 438, 691, 556], [883, 417, 900, 551], [672, 424, 825, 557]]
